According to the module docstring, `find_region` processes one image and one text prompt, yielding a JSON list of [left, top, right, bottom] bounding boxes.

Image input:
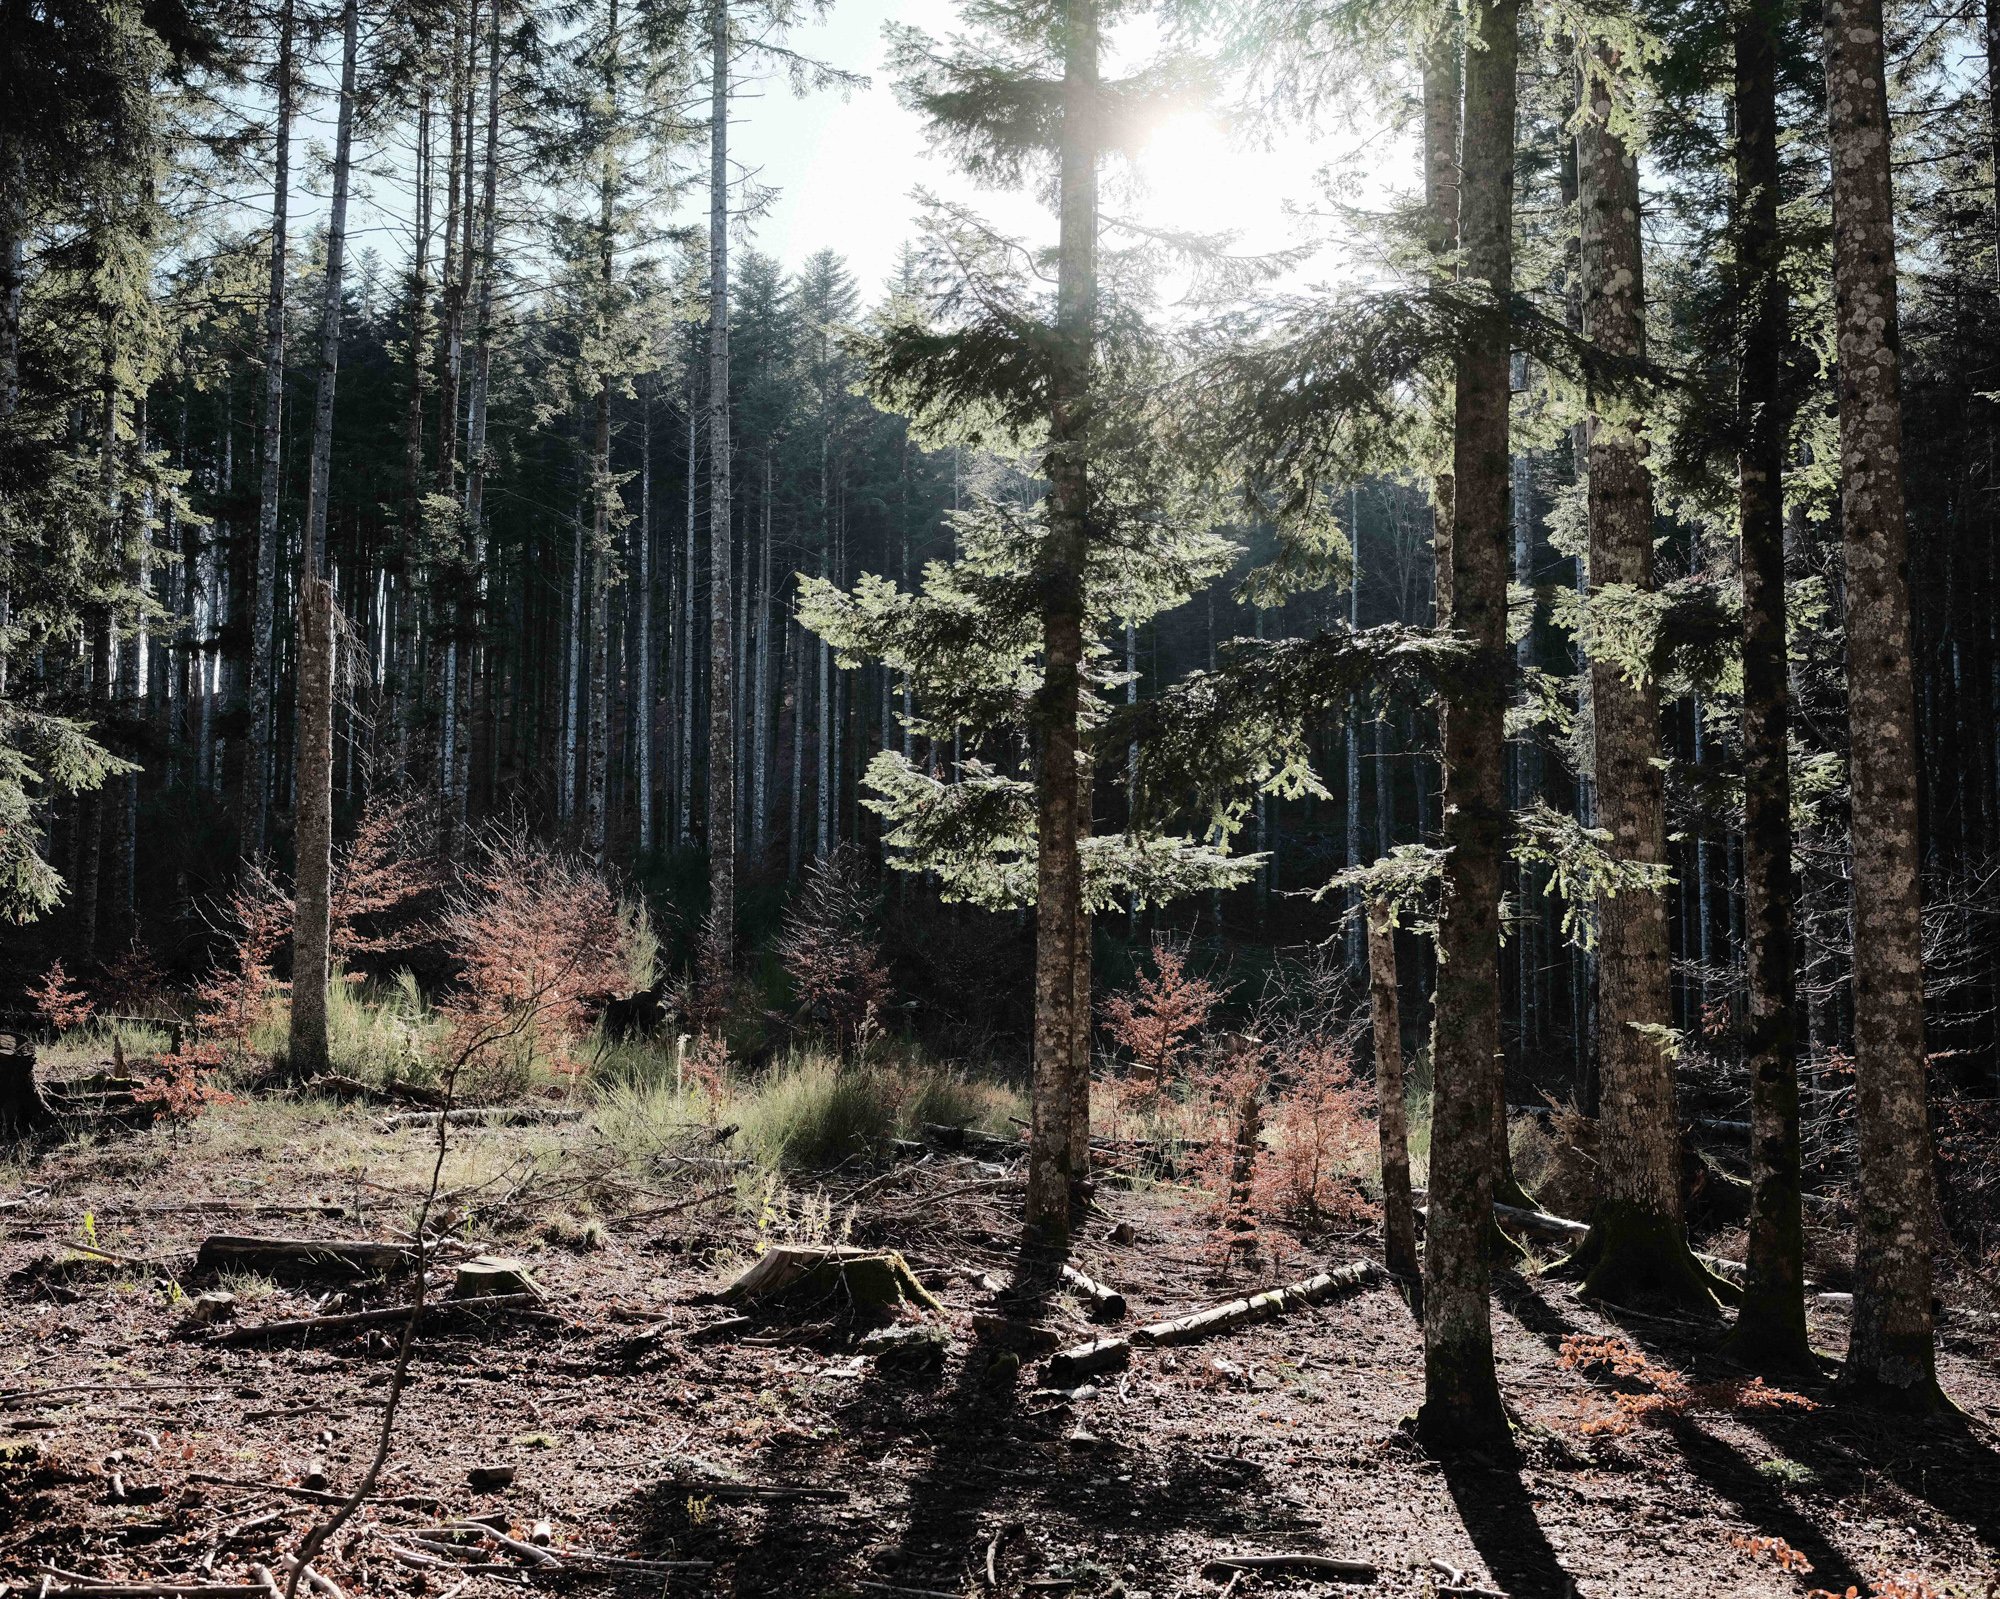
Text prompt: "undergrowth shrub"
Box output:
[[776, 845, 890, 1056], [1557, 1335, 1818, 1436], [439, 828, 641, 1098], [1100, 936, 1224, 1111], [30, 960, 93, 1035]]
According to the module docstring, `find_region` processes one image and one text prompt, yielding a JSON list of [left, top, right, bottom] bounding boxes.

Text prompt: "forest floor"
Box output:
[[3, 1081, 2000, 1599]]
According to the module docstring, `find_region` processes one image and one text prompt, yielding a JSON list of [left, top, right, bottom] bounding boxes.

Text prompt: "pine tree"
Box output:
[[288, 0, 360, 1082]]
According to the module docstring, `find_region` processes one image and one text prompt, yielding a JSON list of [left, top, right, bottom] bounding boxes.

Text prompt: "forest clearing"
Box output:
[[3, 1033, 1998, 1599], [9, 0, 2000, 1591]]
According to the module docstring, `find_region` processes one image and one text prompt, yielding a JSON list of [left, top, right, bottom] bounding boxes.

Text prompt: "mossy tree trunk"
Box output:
[[1726, 0, 1810, 1366], [1569, 34, 1718, 1312], [1822, 0, 1940, 1405], [1417, 0, 1517, 1453]]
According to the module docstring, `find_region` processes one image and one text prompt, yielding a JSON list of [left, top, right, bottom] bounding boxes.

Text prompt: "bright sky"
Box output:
[[726, 0, 1404, 298], [299, 0, 1414, 312]]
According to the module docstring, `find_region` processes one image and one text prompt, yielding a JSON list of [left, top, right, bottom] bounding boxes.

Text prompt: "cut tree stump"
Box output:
[[195, 1235, 414, 1277], [1132, 1262, 1378, 1348], [1060, 1263, 1126, 1321], [453, 1256, 543, 1299], [0, 1030, 52, 1139], [720, 1245, 943, 1317], [181, 1291, 237, 1329]]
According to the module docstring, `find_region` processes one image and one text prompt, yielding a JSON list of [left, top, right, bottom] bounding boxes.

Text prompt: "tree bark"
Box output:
[[1822, 0, 1939, 1405], [1025, 0, 1100, 1248], [243, 0, 296, 858], [287, 0, 358, 1082], [1568, 37, 1717, 1310], [1422, 10, 1461, 628], [704, 0, 736, 970], [638, 387, 655, 852], [1369, 899, 1421, 1306], [458, 0, 501, 834], [1726, 0, 1810, 1366], [1417, 0, 1515, 1452]]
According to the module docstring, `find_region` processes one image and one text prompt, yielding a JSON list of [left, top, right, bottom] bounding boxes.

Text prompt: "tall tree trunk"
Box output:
[[585, 0, 619, 862], [638, 387, 655, 852], [1822, 0, 1940, 1405], [1418, 0, 1516, 1451], [1024, 0, 1099, 1246], [396, 84, 431, 781], [1726, 0, 1809, 1366], [1423, 8, 1462, 628], [753, 458, 773, 857], [244, 0, 296, 857], [288, 0, 358, 1082], [681, 402, 697, 847], [1568, 37, 1717, 1310], [704, 0, 737, 970], [458, 0, 501, 834], [1369, 898, 1421, 1306]]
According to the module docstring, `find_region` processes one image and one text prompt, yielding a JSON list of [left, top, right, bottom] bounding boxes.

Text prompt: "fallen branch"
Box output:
[[1133, 1262, 1378, 1348], [1045, 1336, 1132, 1386], [653, 1478, 849, 1503], [1060, 1263, 1126, 1321], [380, 1106, 584, 1131], [195, 1236, 414, 1276], [206, 1293, 544, 1346], [1200, 1553, 1377, 1583], [186, 1473, 439, 1510]]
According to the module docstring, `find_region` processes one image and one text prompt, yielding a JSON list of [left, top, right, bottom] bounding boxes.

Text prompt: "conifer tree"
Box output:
[[288, 0, 360, 1082], [1821, 0, 1939, 1405]]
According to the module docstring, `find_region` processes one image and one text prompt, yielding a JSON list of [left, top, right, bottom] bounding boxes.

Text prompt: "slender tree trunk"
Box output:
[[1025, 0, 1100, 1246], [1822, 0, 1939, 1405], [1726, 0, 1809, 1365], [584, 0, 619, 862], [704, 0, 737, 969], [680, 401, 697, 845], [1423, 10, 1462, 628], [244, 0, 296, 857], [1418, 0, 1516, 1451], [396, 84, 431, 780], [638, 387, 655, 852], [1369, 898, 1421, 1306], [288, 0, 358, 1082], [458, 0, 501, 834], [753, 459, 773, 857], [1567, 37, 1717, 1310]]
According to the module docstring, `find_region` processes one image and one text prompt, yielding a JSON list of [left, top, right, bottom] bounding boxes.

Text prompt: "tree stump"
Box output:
[[0, 1031, 51, 1140]]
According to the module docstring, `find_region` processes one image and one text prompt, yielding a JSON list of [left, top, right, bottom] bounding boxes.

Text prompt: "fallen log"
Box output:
[[380, 1105, 585, 1131], [653, 1478, 848, 1503], [1044, 1336, 1131, 1386], [1060, 1263, 1126, 1321], [195, 1236, 414, 1276], [1200, 1553, 1377, 1583], [30, 1588, 273, 1598], [206, 1292, 544, 1345], [1132, 1262, 1378, 1348], [919, 1122, 1023, 1160]]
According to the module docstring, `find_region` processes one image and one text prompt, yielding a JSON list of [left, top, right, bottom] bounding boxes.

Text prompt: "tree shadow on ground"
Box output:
[[1575, 1296, 2000, 1573], [1439, 1447, 1577, 1598]]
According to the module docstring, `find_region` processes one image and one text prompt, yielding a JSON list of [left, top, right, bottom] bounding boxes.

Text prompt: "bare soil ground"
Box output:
[[4, 1093, 1999, 1599]]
